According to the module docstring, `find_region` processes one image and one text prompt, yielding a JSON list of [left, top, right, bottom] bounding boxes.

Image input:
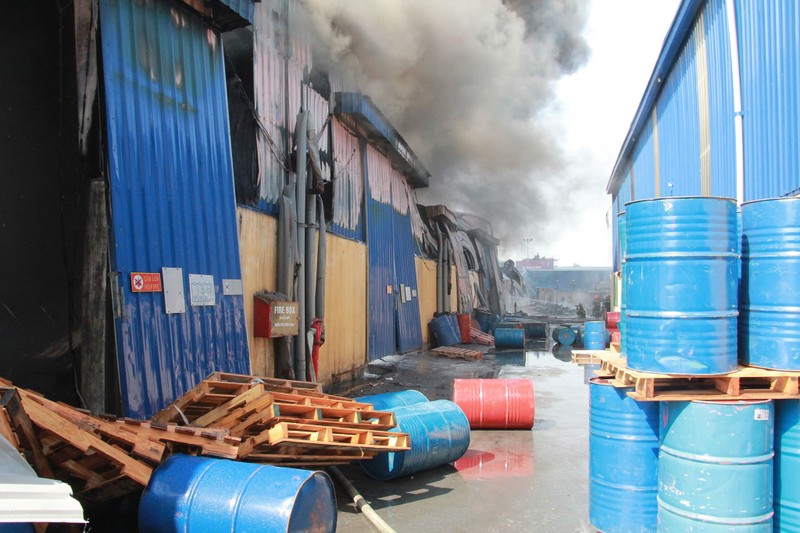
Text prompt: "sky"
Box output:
[[302, 0, 682, 268], [537, 0, 681, 266]]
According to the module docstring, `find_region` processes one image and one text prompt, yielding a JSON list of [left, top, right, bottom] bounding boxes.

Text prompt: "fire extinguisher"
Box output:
[[309, 318, 324, 381]]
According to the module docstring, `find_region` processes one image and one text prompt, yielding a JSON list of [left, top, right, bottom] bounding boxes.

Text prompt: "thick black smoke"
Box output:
[[301, 0, 591, 257]]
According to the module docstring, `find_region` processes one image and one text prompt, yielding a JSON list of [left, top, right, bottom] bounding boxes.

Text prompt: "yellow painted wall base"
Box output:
[[416, 258, 460, 346], [317, 236, 367, 380], [237, 207, 278, 377]]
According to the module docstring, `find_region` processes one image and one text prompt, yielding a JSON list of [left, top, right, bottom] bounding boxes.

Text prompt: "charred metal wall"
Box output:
[[0, 2, 84, 403], [100, 0, 250, 418]]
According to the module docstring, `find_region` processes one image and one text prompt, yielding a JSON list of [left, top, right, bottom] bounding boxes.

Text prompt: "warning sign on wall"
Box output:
[[131, 272, 163, 293]]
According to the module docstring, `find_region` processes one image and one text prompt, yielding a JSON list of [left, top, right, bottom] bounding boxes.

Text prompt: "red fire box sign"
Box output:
[[131, 272, 163, 293]]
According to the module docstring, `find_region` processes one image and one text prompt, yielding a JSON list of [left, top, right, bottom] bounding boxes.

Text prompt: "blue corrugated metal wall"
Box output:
[[632, 114, 657, 200], [101, 0, 250, 418], [365, 148, 422, 360], [366, 194, 396, 359], [656, 27, 702, 197], [705, 0, 736, 198], [392, 209, 422, 353], [736, 0, 800, 200]]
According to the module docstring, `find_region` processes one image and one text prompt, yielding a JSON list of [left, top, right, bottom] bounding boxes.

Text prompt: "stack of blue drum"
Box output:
[[592, 196, 800, 532]]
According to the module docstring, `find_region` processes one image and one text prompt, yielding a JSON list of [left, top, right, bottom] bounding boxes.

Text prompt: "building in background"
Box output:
[[608, 0, 800, 269]]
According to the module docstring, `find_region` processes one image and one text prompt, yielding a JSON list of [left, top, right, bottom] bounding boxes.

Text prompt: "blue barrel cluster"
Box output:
[[589, 393, 800, 532], [619, 196, 800, 371], [430, 314, 460, 347]]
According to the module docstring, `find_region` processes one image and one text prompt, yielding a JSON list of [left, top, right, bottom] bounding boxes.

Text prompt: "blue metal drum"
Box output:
[[355, 390, 429, 411], [552, 325, 577, 346], [741, 198, 800, 370], [430, 314, 460, 347], [625, 197, 739, 374], [776, 399, 800, 531], [584, 321, 606, 350], [658, 400, 774, 531], [138, 455, 337, 533], [360, 400, 470, 481], [589, 378, 659, 533], [494, 327, 525, 348], [619, 212, 627, 357]]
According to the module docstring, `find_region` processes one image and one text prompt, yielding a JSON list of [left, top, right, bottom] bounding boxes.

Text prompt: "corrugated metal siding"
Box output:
[[365, 146, 422, 359], [655, 25, 702, 197], [393, 206, 423, 353], [618, 171, 633, 207], [100, 0, 250, 418], [736, 0, 800, 200], [217, 0, 254, 24], [331, 119, 365, 240], [253, 1, 287, 213], [631, 114, 657, 200], [705, 0, 736, 198]]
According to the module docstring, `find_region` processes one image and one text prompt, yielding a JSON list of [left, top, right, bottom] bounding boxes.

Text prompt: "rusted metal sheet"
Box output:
[[100, 0, 250, 418], [331, 118, 364, 240]]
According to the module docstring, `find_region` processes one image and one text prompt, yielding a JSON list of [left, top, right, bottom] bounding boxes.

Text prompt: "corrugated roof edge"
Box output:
[[334, 92, 431, 188], [606, 0, 704, 195]]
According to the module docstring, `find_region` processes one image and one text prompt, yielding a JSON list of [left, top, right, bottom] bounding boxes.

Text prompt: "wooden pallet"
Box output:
[[571, 350, 609, 365], [0, 387, 155, 503], [431, 346, 484, 360], [597, 354, 800, 401], [238, 422, 409, 460]]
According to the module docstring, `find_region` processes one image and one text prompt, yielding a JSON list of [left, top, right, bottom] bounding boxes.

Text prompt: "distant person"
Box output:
[[576, 303, 586, 319]]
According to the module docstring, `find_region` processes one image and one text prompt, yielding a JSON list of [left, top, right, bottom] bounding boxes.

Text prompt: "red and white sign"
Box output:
[[131, 272, 163, 293]]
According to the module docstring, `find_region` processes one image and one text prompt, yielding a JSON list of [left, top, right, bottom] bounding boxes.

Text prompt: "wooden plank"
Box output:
[[20, 397, 152, 486], [18, 390, 164, 463], [191, 385, 266, 428], [0, 406, 19, 448], [209, 372, 324, 393], [1, 389, 54, 478], [115, 421, 239, 460], [80, 178, 109, 414]]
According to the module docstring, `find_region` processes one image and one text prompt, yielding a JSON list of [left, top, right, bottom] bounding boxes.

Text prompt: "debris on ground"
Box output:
[[0, 372, 410, 507]]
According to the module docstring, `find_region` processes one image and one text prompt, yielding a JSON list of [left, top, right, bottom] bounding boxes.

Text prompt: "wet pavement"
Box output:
[[329, 341, 593, 532]]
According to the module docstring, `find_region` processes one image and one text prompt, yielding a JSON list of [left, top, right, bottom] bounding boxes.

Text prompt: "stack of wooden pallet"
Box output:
[[0, 372, 410, 504]]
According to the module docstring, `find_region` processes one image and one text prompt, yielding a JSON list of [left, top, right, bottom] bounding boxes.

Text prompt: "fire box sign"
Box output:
[[254, 296, 299, 338], [131, 272, 162, 293]]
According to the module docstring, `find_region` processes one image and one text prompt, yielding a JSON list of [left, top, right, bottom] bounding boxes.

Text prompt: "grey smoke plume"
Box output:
[[301, 0, 591, 257]]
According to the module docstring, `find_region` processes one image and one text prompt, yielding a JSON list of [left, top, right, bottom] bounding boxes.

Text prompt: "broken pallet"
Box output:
[[597, 354, 800, 401], [470, 327, 495, 346]]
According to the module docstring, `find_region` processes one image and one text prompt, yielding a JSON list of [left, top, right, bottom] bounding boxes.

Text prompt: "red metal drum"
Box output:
[[610, 329, 621, 343], [457, 314, 472, 344], [452, 378, 535, 429], [605, 311, 621, 329]]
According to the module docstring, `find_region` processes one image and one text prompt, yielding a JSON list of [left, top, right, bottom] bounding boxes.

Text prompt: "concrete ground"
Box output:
[[329, 340, 593, 533]]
